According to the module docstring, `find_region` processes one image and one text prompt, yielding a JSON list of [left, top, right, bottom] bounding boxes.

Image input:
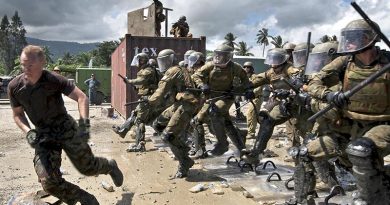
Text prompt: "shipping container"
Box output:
[[111, 34, 206, 118], [232, 56, 268, 74], [75, 67, 111, 104]]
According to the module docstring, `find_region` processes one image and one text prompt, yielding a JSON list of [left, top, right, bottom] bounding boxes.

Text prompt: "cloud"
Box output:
[[0, 0, 389, 55]]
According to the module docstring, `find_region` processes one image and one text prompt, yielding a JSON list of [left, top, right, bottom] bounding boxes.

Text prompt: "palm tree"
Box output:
[[319, 35, 338, 43], [256, 28, 269, 57], [224, 32, 238, 49], [269, 35, 284, 48], [42, 46, 54, 64], [235, 41, 254, 56]]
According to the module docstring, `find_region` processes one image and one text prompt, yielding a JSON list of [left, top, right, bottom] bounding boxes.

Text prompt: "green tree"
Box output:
[[223, 32, 238, 49], [10, 11, 27, 60], [256, 28, 269, 57], [74, 51, 92, 67], [319, 35, 337, 43], [269, 35, 284, 48], [92, 40, 119, 67], [42, 46, 54, 64], [234, 41, 254, 56], [0, 15, 11, 74], [60, 52, 75, 65]]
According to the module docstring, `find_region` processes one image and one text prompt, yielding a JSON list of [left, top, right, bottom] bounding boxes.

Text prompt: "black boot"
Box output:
[[108, 159, 124, 187]]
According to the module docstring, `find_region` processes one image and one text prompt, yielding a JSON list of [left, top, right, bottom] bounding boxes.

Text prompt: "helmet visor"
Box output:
[[213, 51, 232, 66], [131, 54, 140, 67], [292, 49, 308, 68], [157, 54, 174, 73], [338, 29, 376, 53], [184, 54, 190, 65], [188, 54, 200, 68], [264, 52, 288, 66], [305, 52, 331, 75]]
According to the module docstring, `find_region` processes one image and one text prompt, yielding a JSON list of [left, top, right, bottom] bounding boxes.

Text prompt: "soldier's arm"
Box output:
[[192, 63, 211, 87], [67, 86, 89, 119], [128, 69, 153, 85], [148, 68, 177, 106], [11, 106, 31, 133], [234, 64, 252, 90], [251, 72, 269, 88], [307, 56, 348, 99]]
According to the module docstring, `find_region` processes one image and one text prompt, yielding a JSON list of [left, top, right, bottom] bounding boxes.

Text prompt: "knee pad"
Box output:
[[346, 138, 378, 168], [162, 132, 175, 143]]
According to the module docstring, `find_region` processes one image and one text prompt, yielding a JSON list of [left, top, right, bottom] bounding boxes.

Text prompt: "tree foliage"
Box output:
[[234, 41, 254, 56], [223, 32, 238, 49], [0, 11, 27, 75], [256, 28, 269, 57]]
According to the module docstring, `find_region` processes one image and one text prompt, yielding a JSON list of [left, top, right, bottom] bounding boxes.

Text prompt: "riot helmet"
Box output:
[[157, 49, 175, 73], [131, 53, 149, 67], [292, 43, 315, 68], [148, 58, 157, 68], [213, 44, 233, 67], [178, 60, 185, 68], [243, 61, 254, 75], [305, 41, 339, 75], [184, 50, 196, 66], [188, 52, 205, 68], [179, 16, 186, 21], [264, 48, 289, 67], [283, 43, 296, 51], [338, 19, 380, 54]]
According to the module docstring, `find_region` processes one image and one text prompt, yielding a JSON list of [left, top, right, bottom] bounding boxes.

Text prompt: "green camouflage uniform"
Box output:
[[246, 75, 263, 137], [149, 65, 200, 177], [192, 61, 250, 155]]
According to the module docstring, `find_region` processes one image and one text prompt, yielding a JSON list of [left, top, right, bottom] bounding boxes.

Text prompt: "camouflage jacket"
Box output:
[[128, 65, 159, 96]]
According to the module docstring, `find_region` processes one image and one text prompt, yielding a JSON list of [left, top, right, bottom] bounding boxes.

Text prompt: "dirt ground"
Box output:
[[0, 97, 260, 205]]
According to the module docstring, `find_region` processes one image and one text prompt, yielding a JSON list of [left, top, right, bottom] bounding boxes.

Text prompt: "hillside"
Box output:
[[26, 37, 99, 60]]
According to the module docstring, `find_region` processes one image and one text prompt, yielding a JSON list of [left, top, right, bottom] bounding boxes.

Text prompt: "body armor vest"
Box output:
[[343, 54, 390, 121], [267, 64, 293, 90], [208, 64, 235, 96]]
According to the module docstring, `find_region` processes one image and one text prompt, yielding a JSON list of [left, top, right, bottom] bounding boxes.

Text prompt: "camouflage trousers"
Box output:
[[33, 114, 111, 204], [246, 98, 261, 136]]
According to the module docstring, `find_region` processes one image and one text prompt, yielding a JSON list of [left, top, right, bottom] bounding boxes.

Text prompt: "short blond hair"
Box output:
[[21, 45, 46, 63]]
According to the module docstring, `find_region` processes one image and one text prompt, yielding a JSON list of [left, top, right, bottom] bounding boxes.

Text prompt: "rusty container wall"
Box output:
[[111, 40, 128, 118], [111, 34, 206, 119], [128, 4, 156, 36]]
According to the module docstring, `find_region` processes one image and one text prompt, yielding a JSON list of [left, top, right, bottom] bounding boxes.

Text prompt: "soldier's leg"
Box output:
[[347, 125, 390, 205], [246, 98, 260, 139], [208, 99, 234, 156], [234, 96, 245, 121], [112, 109, 137, 138], [242, 105, 288, 164], [163, 103, 195, 178], [152, 104, 178, 135], [189, 117, 207, 159], [225, 117, 246, 154], [34, 145, 99, 205], [127, 101, 150, 152], [63, 123, 123, 187]]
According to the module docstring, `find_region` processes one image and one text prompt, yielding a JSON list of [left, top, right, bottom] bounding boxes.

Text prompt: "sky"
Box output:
[[0, 0, 389, 57]]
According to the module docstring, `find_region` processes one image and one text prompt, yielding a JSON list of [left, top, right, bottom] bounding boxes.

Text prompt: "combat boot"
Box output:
[[126, 141, 146, 152], [191, 147, 208, 159], [210, 141, 229, 156], [112, 125, 128, 138], [108, 159, 124, 187], [175, 158, 195, 178], [77, 191, 100, 205], [241, 151, 260, 165]]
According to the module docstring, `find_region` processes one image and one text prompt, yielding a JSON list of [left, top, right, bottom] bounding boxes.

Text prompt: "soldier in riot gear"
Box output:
[[283, 42, 296, 63], [192, 44, 253, 156], [170, 16, 190, 37], [148, 49, 201, 178], [286, 41, 347, 205], [241, 48, 315, 165], [308, 19, 390, 205], [112, 53, 160, 152], [292, 42, 315, 70], [242, 61, 262, 139], [152, 0, 165, 37]]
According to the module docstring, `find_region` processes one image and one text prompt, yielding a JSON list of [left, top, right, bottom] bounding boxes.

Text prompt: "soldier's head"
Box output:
[[148, 58, 157, 68], [184, 50, 196, 66], [157, 49, 176, 73], [264, 48, 289, 69], [179, 16, 186, 22], [243, 61, 254, 77], [91, 73, 95, 79], [283, 43, 296, 54], [338, 19, 380, 54], [53, 66, 61, 74], [213, 44, 233, 68], [131, 53, 149, 68], [292, 42, 315, 68], [20, 45, 46, 82], [188, 52, 205, 69], [306, 41, 339, 75]]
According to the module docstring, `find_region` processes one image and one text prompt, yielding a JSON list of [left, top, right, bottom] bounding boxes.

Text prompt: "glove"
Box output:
[[244, 89, 255, 100], [77, 118, 90, 138], [26, 129, 39, 148], [326, 91, 348, 108], [294, 92, 311, 108], [274, 89, 290, 99], [200, 84, 210, 95]]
